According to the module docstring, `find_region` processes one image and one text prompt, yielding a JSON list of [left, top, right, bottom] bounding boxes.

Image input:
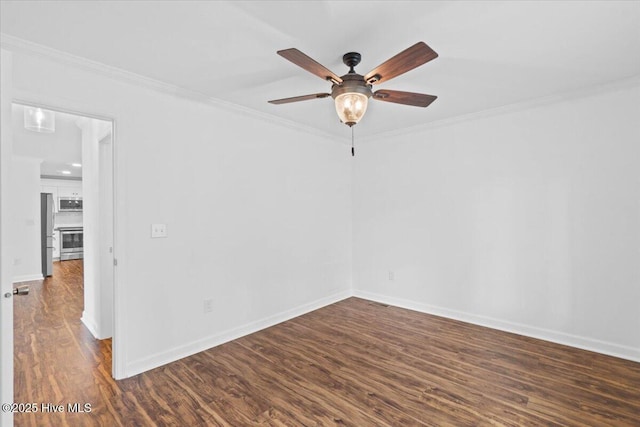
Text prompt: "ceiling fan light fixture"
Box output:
[[334, 92, 369, 127], [269, 42, 438, 132], [24, 106, 55, 133]]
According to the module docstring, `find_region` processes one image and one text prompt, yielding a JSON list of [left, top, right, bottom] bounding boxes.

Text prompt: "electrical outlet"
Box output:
[[203, 298, 213, 314], [388, 270, 395, 281], [151, 223, 167, 238]]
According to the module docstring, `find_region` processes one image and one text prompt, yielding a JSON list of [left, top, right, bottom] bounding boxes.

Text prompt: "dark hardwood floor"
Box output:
[[14, 260, 640, 426]]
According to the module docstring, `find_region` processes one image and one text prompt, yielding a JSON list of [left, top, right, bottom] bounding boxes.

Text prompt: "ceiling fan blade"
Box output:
[[373, 90, 437, 107], [277, 48, 343, 84], [268, 93, 331, 105], [364, 42, 438, 85]]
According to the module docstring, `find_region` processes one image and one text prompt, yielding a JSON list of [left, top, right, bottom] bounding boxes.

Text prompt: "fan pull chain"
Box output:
[[351, 126, 355, 157]]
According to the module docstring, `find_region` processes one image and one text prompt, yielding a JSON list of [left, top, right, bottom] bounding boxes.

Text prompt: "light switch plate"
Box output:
[[151, 223, 167, 238]]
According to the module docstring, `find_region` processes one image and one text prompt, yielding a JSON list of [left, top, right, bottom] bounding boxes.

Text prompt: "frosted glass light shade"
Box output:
[[334, 92, 368, 126], [24, 107, 55, 133]]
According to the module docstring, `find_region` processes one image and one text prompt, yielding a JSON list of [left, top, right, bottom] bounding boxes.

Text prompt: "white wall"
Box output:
[[10, 156, 42, 283], [7, 49, 353, 377], [353, 82, 640, 361], [98, 133, 114, 339], [79, 118, 108, 339], [9, 37, 636, 380]]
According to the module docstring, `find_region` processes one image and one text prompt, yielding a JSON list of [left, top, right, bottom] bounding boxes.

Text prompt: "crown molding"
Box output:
[[364, 74, 640, 143], [5, 33, 638, 146], [0, 33, 340, 143]]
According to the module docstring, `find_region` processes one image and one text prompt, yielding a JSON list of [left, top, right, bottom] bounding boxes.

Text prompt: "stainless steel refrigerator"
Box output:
[[41, 193, 54, 277]]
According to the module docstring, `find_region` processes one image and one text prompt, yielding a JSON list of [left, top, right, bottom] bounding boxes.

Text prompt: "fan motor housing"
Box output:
[[331, 73, 372, 99]]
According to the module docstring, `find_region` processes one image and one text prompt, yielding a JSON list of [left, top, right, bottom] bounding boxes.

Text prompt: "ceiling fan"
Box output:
[[268, 42, 439, 128]]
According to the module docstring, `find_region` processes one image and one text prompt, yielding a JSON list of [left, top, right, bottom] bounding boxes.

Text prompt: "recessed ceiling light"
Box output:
[[61, 170, 71, 175], [24, 106, 55, 133], [71, 163, 82, 168]]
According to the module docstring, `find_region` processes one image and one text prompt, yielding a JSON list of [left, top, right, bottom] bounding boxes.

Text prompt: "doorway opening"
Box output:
[[9, 102, 116, 386]]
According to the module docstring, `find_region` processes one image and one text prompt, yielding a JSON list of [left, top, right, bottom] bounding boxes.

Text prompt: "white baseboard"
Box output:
[[353, 289, 640, 363], [12, 273, 43, 283], [124, 287, 639, 378], [125, 289, 353, 378], [81, 311, 101, 339]]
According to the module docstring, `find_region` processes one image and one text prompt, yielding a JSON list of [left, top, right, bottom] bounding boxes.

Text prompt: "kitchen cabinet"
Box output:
[[58, 186, 82, 198], [42, 180, 83, 211]]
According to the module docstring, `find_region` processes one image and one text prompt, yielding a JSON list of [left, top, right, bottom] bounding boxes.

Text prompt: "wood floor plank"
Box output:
[[319, 300, 640, 421], [259, 314, 553, 426], [13, 260, 640, 426]]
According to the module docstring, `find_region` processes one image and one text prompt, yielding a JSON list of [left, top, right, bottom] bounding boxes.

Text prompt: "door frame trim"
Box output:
[[10, 98, 125, 379], [0, 47, 15, 427]]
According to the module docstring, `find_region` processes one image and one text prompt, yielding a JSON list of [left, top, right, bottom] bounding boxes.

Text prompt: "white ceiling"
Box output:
[[11, 104, 111, 179], [11, 104, 84, 179], [1, 1, 639, 139]]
